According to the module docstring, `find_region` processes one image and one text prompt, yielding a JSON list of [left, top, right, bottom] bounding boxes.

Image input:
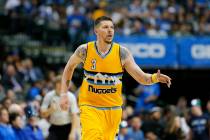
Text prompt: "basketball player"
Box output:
[[60, 16, 171, 140]]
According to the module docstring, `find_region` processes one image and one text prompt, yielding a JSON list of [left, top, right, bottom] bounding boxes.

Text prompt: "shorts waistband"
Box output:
[[80, 105, 122, 110]]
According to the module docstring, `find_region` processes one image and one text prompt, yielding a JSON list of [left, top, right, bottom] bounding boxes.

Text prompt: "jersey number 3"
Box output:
[[91, 59, 96, 70]]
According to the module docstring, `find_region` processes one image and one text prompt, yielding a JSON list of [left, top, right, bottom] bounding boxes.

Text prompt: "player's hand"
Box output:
[[60, 94, 70, 111], [156, 69, 171, 88]]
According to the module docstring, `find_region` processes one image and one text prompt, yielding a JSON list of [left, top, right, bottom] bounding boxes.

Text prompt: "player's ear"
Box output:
[[94, 28, 98, 35]]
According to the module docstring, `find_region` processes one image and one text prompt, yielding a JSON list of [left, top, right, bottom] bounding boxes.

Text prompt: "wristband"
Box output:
[[151, 74, 159, 83]]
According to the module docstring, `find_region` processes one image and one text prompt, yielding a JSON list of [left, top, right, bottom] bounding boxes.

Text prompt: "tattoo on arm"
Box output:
[[120, 47, 129, 61], [75, 45, 87, 61]]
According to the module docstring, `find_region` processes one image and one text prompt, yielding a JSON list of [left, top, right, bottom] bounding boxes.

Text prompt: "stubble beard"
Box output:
[[104, 38, 113, 44], [105, 40, 112, 44]]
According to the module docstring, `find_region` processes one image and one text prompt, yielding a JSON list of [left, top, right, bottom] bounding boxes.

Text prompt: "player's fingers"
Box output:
[[167, 79, 171, 88], [157, 69, 161, 78]]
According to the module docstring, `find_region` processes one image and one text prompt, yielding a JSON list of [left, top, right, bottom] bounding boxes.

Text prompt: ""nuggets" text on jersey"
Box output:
[[88, 85, 117, 94]]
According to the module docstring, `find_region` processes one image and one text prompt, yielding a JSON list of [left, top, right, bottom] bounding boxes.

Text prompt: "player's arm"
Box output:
[[61, 44, 87, 94], [120, 46, 171, 87]]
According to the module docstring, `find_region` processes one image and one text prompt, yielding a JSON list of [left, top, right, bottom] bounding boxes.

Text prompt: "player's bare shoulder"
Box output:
[[75, 44, 87, 62]]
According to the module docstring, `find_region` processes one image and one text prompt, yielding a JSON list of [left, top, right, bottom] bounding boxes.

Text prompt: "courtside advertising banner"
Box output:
[[115, 36, 177, 68], [179, 37, 210, 68]]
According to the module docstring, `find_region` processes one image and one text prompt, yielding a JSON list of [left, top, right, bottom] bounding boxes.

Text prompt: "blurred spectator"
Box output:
[[0, 107, 16, 140], [40, 76, 79, 140], [45, 4, 61, 30], [126, 106, 134, 116], [24, 58, 43, 84], [164, 105, 190, 139], [15, 60, 27, 81], [3, 54, 19, 71], [128, 0, 147, 18], [145, 131, 159, 140], [92, 1, 107, 20], [142, 107, 164, 140], [5, 0, 20, 13], [130, 19, 146, 35], [13, 0, 33, 17], [204, 99, 210, 118], [23, 105, 44, 140], [0, 83, 5, 101], [189, 99, 210, 140], [179, 117, 191, 139], [111, 7, 124, 27], [26, 80, 42, 102], [9, 113, 27, 140], [1, 0, 210, 41], [133, 83, 160, 113], [6, 89, 17, 102], [8, 103, 27, 126], [164, 115, 186, 140], [8, 103, 24, 115], [36, 116, 50, 139], [1, 97, 13, 110], [67, 6, 87, 50], [2, 64, 23, 93], [117, 120, 129, 140], [127, 116, 145, 140], [176, 96, 189, 118], [43, 70, 56, 93], [122, 106, 134, 121]]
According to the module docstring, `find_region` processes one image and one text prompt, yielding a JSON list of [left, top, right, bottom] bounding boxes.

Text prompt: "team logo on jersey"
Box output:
[[84, 72, 122, 85]]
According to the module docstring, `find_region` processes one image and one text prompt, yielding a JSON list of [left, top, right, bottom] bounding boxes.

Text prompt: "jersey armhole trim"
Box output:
[[119, 45, 124, 71], [83, 43, 88, 64]]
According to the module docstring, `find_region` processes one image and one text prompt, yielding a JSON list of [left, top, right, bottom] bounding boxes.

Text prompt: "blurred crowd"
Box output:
[[1, 0, 210, 49], [0, 53, 80, 140], [0, 51, 210, 140]]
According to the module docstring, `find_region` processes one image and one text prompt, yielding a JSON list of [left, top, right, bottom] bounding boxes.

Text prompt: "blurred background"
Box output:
[[0, 0, 210, 140]]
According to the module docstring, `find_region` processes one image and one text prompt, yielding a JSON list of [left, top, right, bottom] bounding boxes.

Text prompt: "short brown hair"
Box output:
[[94, 16, 113, 27]]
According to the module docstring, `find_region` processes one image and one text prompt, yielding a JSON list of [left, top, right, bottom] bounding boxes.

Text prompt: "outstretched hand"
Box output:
[[156, 69, 171, 88]]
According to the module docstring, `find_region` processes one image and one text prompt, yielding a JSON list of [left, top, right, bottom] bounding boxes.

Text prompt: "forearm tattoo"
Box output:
[[120, 47, 129, 61], [75, 45, 87, 61]]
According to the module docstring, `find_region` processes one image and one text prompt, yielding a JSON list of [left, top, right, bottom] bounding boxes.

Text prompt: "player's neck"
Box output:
[[96, 40, 112, 53]]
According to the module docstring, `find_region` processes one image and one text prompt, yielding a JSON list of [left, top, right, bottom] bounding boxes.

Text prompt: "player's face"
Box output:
[[95, 20, 114, 44]]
